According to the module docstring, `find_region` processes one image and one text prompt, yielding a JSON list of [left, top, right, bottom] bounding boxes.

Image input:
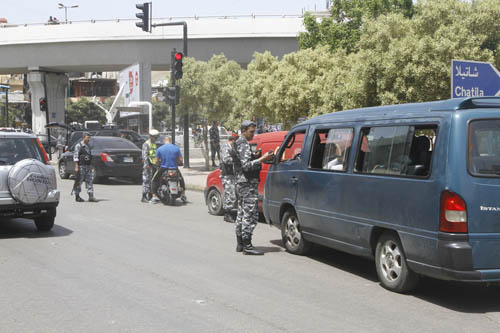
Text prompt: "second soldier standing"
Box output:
[[233, 120, 274, 255], [73, 132, 97, 202], [220, 132, 239, 223]]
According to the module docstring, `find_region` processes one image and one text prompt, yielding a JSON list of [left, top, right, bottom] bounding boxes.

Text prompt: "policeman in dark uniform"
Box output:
[[233, 120, 274, 255], [220, 132, 238, 223], [73, 132, 97, 202]]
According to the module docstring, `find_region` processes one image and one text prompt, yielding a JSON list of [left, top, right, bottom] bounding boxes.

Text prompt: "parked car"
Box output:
[[204, 131, 289, 215], [0, 131, 59, 231], [37, 133, 58, 154], [58, 136, 143, 183], [263, 96, 500, 293]]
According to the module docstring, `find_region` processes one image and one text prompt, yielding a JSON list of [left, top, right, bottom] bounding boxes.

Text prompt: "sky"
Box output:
[[2, 0, 327, 24]]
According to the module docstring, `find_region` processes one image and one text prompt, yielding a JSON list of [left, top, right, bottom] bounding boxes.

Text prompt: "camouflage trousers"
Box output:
[[142, 165, 155, 195], [222, 175, 237, 212], [74, 165, 94, 195], [235, 182, 259, 238]]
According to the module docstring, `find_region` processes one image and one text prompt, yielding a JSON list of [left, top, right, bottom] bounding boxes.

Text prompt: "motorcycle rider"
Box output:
[[141, 129, 159, 203], [220, 132, 239, 223], [151, 136, 187, 204]]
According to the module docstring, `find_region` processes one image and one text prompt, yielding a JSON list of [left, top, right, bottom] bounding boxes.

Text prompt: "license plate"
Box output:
[[169, 181, 178, 194], [123, 156, 133, 163]]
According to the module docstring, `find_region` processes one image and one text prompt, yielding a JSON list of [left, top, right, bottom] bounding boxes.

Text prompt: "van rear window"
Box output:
[[469, 120, 500, 177], [355, 125, 437, 177]]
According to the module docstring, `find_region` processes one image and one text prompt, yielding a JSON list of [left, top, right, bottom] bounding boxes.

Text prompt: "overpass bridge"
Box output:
[[0, 15, 305, 133]]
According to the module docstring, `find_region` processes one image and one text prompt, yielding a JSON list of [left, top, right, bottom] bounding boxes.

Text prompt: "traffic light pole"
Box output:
[[152, 21, 189, 168]]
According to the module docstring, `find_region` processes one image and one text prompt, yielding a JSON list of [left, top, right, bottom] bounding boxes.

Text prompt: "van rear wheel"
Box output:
[[375, 232, 419, 293], [281, 210, 311, 255]]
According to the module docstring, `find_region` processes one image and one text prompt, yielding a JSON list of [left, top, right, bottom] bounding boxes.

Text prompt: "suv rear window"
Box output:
[[0, 138, 44, 165], [469, 119, 500, 177], [90, 137, 138, 150]]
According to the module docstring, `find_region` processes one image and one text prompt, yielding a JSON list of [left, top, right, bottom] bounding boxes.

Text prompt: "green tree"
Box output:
[[232, 51, 279, 129], [66, 98, 107, 125], [299, 0, 414, 52]]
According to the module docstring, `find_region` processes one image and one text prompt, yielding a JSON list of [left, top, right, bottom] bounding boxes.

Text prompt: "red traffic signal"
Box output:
[[39, 97, 48, 111], [173, 52, 183, 80]]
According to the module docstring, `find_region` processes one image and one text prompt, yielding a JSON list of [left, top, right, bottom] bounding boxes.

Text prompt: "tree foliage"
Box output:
[[172, 0, 500, 131], [66, 98, 107, 124], [299, 0, 414, 52]]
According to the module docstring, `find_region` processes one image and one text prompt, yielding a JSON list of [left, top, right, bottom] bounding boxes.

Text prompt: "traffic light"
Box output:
[[39, 97, 47, 111], [135, 2, 151, 32], [167, 86, 180, 105], [173, 52, 183, 80]]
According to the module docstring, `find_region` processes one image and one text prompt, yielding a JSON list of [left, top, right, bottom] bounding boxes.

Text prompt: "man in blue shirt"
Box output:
[[151, 136, 186, 204]]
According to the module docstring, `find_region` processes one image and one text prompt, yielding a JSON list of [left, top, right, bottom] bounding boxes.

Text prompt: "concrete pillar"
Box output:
[[27, 71, 68, 134], [139, 62, 152, 103], [46, 73, 68, 125]]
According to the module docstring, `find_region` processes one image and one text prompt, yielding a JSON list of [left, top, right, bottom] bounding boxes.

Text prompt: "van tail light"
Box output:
[[35, 138, 49, 164], [440, 191, 468, 233], [100, 153, 114, 162]]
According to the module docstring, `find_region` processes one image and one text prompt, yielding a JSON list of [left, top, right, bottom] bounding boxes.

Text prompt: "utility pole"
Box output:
[[135, 3, 189, 166]]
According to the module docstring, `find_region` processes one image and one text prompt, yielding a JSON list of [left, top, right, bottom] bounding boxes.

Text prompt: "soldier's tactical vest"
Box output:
[[146, 140, 157, 165], [78, 144, 92, 166], [232, 142, 260, 181]]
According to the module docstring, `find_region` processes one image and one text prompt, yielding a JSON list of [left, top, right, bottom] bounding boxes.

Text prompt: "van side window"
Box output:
[[309, 128, 353, 172], [279, 131, 306, 163], [469, 120, 500, 177], [355, 125, 437, 177]]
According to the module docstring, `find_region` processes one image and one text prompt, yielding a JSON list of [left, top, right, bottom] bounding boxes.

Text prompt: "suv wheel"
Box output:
[[34, 210, 55, 232], [375, 232, 419, 293], [59, 162, 69, 179], [281, 210, 312, 255]]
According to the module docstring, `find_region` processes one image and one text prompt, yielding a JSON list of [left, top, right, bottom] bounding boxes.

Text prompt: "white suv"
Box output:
[[0, 131, 60, 231]]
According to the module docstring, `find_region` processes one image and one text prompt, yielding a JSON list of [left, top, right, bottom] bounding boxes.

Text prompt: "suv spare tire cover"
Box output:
[[8, 159, 53, 205]]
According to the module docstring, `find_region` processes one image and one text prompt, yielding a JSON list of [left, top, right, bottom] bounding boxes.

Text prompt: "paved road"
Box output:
[[1, 176, 500, 332]]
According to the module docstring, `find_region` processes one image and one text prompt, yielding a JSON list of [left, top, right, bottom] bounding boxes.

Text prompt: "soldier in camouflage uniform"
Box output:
[[233, 120, 274, 255], [73, 132, 97, 202], [220, 133, 238, 223], [141, 129, 159, 203]]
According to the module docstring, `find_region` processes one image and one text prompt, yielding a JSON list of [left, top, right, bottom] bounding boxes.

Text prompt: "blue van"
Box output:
[[263, 97, 500, 293]]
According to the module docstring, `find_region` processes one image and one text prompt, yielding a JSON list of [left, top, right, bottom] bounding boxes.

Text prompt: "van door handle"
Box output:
[[290, 176, 298, 184]]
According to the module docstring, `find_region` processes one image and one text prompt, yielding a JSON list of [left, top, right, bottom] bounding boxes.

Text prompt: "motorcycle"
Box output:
[[157, 168, 183, 205]]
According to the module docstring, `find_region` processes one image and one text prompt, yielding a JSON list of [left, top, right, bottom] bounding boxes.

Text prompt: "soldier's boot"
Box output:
[[88, 194, 98, 202], [242, 236, 263, 255], [141, 193, 149, 203], [75, 194, 84, 202], [224, 212, 235, 223], [212, 160, 217, 168], [231, 211, 237, 222], [236, 235, 243, 253]]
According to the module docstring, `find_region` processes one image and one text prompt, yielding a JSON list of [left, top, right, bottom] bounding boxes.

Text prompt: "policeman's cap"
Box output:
[[241, 120, 256, 131], [149, 129, 159, 136]]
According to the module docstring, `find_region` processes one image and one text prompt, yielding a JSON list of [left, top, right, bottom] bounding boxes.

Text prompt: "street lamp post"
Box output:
[[57, 3, 79, 23]]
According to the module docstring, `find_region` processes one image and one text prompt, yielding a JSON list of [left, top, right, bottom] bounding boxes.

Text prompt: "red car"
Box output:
[[205, 131, 289, 215]]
